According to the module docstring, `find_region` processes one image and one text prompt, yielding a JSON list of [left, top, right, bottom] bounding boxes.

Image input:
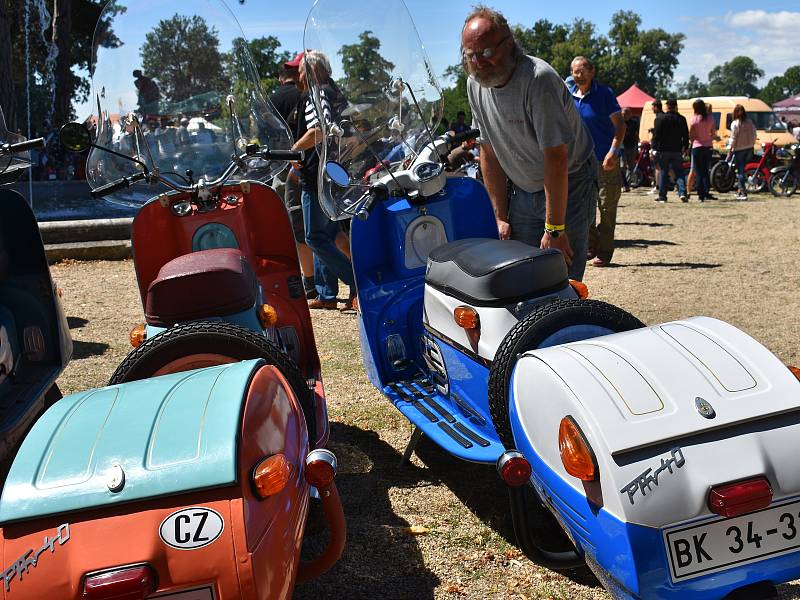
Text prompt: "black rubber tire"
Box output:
[[109, 321, 316, 445], [769, 171, 797, 197], [710, 161, 735, 193], [744, 168, 767, 193], [488, 298, 645, 451]]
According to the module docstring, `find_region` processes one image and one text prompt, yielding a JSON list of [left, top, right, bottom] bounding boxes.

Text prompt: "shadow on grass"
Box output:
[[67, 316, 88, 329], [626, 262, 721, 270], [615, 238, 677, 249], [295, 422, 440, 600], [617, 222, 674, 228], [72, 340, 110, 359], [411, 435, 600, 588]]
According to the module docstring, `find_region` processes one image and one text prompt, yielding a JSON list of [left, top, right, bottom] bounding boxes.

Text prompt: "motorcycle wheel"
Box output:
[[710, 161, 735, 193], [628, 168, 643, 188], [744, 168, 767, 193], [769, 172, 797, 197], [487, 299, 643, 569], [109, 321, 316, 445]]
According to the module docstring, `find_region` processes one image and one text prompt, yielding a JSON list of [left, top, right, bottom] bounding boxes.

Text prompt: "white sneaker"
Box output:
[[647, 187, 658, 195]]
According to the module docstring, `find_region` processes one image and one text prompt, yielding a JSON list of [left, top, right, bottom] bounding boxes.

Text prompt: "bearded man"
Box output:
[[463, 6, 596, 280]]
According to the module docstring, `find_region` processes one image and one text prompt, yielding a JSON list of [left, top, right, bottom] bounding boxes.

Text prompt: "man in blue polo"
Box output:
[[566, 56, 626, 268]]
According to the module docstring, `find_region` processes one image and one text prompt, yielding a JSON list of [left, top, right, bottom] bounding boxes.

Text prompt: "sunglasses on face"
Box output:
[[462, 35, 510, 62]]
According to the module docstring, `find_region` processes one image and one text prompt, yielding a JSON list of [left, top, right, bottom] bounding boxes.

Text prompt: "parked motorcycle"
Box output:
[[711, 140, 782, 194], [305, 1, 800, 598], [743, 140, 782, 193], [627, 140, 654, 188], [0, 1, 345, 597], [0, 109, 71, 469], [768, 143, 799, 197]]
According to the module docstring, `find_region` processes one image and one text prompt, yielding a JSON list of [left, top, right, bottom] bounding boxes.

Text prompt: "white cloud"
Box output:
[[674, 11, 800, 85]]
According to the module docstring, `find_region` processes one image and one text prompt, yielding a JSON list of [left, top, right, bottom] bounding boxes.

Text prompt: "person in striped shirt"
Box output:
[[291, 50, 357, 311]]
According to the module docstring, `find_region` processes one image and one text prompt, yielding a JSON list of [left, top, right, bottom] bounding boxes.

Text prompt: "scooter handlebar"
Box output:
[[447, 128, 480, 147], [355, 184, 389, 221], [90, 171, 148, 198], [4, 138, 45, 154], [262, 149, 304, 161]]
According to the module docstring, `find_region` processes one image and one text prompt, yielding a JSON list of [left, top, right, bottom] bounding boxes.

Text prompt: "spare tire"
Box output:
[[109, 321, 316, 446], [488, 299, 644, 450]]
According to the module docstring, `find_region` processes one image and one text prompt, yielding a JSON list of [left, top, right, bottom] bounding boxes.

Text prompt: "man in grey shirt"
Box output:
[[463, 6, 597, 280]]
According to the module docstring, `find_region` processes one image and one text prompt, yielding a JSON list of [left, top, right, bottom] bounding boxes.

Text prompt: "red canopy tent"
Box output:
[[616, 84, 655, 116], [773, 94, 800, 122]]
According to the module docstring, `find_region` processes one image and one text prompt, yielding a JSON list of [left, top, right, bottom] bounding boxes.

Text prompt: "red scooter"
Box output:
[[628, 141, 692, 190]]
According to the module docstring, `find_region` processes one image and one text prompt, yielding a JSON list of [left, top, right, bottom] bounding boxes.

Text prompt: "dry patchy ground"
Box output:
[[53, 188, 800, 599]]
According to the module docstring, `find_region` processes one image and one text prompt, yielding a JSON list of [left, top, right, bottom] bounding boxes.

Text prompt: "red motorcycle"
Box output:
[[744, 140, 782, 193], [627, 141, 692, 190]]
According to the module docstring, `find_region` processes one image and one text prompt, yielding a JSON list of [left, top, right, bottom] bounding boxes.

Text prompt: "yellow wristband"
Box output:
[[544, 222, 565, 231]]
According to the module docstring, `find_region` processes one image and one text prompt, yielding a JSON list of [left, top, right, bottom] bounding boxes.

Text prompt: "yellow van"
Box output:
[[638, 97, 795, 152]]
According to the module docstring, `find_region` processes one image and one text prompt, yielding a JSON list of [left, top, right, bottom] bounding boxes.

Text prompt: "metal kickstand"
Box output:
[[399, 426, 424, 466]]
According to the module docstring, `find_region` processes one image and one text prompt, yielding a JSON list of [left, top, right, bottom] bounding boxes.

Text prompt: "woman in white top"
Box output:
[[726, 104, 756, 200]]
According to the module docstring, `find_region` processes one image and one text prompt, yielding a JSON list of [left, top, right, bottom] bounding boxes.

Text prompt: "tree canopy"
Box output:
[[706, 56, 764, 97], [337, 30, 395, 100], [140, 14, 228, 104]]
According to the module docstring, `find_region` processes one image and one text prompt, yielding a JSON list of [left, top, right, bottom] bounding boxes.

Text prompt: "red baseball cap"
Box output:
[[284, 52, 304, 69]]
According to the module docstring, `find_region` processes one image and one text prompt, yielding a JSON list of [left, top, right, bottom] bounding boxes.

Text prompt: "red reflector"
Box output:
[[708, 477, 773, 518], [83, 564, 156, 600], [497, 452, 532, 487]]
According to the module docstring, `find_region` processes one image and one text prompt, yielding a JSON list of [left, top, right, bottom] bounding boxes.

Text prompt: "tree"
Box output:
[[52, 0, 72, 128], [228, 35, 290, 96], [337, 30, 394, 100], [759, 65, 800, 105], [675, 75, 709, 98], [707, 56, 764, 97], [140, 14, 228, 104]]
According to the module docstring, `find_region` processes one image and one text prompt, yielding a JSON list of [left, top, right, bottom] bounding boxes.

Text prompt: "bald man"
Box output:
[[462, 6, 596, 280]]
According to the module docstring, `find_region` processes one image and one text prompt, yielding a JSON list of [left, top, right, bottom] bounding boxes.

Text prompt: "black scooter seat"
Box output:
[[425, 238, 568, 306]]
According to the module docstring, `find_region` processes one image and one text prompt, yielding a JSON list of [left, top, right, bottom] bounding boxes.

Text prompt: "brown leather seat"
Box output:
[[145, 249, 258, 327]]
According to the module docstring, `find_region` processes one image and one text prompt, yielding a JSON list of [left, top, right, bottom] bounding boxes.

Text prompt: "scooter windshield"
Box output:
[[303, 0, 443, 220], [86, 0, 293, 202], [0, 107, 30, 178]]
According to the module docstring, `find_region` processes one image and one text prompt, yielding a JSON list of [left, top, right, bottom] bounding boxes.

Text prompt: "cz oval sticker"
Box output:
[[159, 507, 224, 550]]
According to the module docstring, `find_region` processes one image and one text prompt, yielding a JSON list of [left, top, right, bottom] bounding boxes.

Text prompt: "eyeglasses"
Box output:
[[462, 35, 510, 62]]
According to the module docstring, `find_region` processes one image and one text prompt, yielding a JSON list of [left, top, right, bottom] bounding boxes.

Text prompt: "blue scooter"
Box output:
[[0, 108, 71, 467], [305, 1, 800, 598]]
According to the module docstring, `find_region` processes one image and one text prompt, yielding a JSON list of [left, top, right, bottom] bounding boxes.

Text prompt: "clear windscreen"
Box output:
[[0, 107, 30, 178], [303, 0, 443, 219], [86, 0, 293, 203]]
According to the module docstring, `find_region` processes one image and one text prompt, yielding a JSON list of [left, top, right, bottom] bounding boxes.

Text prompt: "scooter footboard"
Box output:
[[507, 316, 800, 598]]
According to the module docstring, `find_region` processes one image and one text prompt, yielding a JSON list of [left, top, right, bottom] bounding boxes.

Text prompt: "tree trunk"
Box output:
[[52, 0, 72, 127], [0, 0, 16, 129]]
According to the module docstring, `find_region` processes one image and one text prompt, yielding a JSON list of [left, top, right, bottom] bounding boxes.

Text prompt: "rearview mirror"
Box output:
[[324, 161, 350, 187], [59, 122, 92, 153]]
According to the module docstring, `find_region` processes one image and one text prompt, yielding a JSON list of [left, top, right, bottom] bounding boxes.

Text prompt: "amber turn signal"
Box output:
[[257, 304, 278, 328], [252, 454, 291, 499], [558, 416, 598, 481], [569, 279, 589, 299], [129, 323, 146, 348], [453, 306, 479, 330], [788, 365, 800, 382]]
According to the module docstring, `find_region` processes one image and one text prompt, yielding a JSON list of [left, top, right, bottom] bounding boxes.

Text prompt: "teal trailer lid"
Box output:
[[0, 359, 264, 524]]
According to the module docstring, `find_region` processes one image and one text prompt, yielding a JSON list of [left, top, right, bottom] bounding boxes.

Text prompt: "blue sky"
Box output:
[[234, 0, 799, 84], [74, 1, 800, 119]]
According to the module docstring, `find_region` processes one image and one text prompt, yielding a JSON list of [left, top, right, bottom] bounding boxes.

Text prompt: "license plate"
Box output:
[[664, 499, 800, 581]]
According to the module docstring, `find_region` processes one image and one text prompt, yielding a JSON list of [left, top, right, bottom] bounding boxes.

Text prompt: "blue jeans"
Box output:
[[508, 155, 598, 281], [657, 151, 686, 199], [691, 146, 712, 199], [733, 149, 752, 193], [301, 188, 355, 301]]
